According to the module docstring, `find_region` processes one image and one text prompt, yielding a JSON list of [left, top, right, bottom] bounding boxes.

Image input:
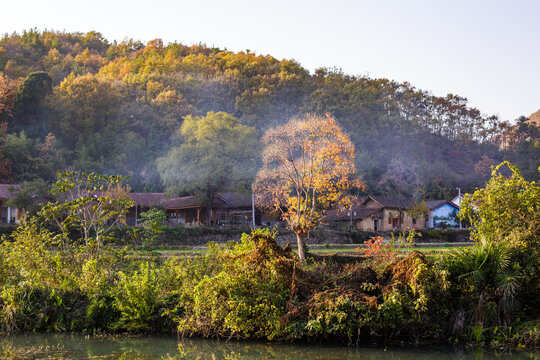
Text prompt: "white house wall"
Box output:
[[429, 203, 459, 228]]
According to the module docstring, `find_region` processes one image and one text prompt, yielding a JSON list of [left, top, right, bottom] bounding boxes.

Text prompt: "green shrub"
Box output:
[[460, 161, 540, 252], [0, 221, 66, 288], [443, 238, 529, 330], [425, 229, 446, 239], [86, 294, 119, 332], [139, 208, 167, 247], [304, 289, 370, 340], [0, 286, 88, 332], [175, 229, 294, 339], [113, 261, 162, 332]]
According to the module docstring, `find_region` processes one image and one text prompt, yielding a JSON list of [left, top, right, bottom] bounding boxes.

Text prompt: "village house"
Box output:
[[0, 184, 19, 224], [165, 192, 255, 226], [425, 200, 461, 228], [356, 195, 425, 231], [126, 193, 166, 226], [125, 192, 256, 227], [325, 195, 425, 231], [451, 193, 463, 207]]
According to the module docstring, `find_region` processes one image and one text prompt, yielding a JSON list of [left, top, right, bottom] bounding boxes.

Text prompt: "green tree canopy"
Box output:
[[157, 111, 260, 223], [39, 171, 134, 258], [12, 71, 52, 138]]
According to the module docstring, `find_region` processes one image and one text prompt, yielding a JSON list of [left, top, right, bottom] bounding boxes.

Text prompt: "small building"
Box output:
[[425, 200, 460, 228], [357, 195, 424, 231], [126, 193, 165, 226], [325, 195, 425, 232], [164, 195, 209, 225], [213, 192, 255, 226], [0, 184, 19, 224], [124, 192, 256, 227], [324, 204, 383, 231], [164, 192, 255, 226], [451, 194, 463, 207]]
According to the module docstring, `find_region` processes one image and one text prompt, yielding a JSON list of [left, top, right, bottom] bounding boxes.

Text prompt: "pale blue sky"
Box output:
[[1, 0, 539, 122]]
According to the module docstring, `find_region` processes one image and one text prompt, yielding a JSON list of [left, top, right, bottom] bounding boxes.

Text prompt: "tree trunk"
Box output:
[[205, 193, 215, 226], [296, 233, 307, 262]]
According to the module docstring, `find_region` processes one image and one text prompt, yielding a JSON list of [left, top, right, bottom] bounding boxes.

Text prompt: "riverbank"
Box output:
[[0, 226, 537, 350]]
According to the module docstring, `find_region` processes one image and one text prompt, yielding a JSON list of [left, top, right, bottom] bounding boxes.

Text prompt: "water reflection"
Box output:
[[0, 334, 535, 359]]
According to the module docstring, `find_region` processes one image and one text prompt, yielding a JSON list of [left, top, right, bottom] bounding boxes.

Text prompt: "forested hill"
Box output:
[[0, 30, 538, 198]]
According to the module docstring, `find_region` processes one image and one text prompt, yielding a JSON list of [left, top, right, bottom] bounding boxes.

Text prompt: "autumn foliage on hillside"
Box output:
[[0, 29, 538, 195]]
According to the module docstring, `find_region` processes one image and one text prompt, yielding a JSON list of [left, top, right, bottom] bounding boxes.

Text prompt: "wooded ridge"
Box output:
[[0, 29, 538, 198]]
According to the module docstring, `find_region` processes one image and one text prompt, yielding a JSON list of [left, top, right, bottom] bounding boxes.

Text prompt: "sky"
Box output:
[[1, 0, 539, 122]]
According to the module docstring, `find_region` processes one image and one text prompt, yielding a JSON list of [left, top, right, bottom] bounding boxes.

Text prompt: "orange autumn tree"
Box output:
[[254, 113, 359, 261]]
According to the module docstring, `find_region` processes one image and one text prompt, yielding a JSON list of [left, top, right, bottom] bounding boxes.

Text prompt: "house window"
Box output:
[[388, 217, 391, 225], [412, 218, 417, 225]]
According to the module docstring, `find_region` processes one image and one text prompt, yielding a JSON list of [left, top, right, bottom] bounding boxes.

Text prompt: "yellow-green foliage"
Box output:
[[460, 161, 540, 252], [373, 251, 450, 342], [0, 221, 65, 288], [304, 289, 371, 339], [114, 262, 160, 332], [175, 229, 294, 339], [450, 162, 540, 343], [0, 211, 536, 347]]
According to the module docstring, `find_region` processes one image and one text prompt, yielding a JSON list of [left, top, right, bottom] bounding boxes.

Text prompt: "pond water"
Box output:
[[0, 333, 536, 359]]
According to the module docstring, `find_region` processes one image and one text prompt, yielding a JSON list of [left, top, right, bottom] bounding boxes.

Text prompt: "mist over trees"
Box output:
[[158, 111, 260, 219], [0, 29, 537, 197]]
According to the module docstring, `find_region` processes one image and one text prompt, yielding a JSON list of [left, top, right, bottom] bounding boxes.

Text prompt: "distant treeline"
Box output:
[[0, 29, 538, 197]]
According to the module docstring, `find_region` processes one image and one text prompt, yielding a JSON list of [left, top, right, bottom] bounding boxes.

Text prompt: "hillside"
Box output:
[[0, 29, 538, 197], [528, 109, 540, 126]]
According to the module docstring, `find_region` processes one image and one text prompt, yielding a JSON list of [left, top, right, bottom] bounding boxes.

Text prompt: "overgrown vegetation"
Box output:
[[0, 166, 538, 350]]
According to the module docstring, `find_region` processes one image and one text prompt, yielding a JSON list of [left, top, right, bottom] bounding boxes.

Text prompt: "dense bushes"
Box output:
[[121, 231, 291, 340], [0, 224, 537, 348], [460, 162, 540, 252]]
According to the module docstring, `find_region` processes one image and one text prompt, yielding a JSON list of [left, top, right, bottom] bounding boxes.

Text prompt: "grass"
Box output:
[[310, 246, 460, 252], [128, 243, 471, 257]]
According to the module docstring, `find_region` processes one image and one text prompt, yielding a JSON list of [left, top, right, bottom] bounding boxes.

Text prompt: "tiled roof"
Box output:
[[164, 195, 230, 209], [129, 193, 165, 207], [164, 195, 203, 209], [425, 200, 446, 210], [218, 192, 252, 207], [0, 184, 19, 199], [325, 206, 382, 221], [364, 195, 415, 209], [126, 192, 252, 210]]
